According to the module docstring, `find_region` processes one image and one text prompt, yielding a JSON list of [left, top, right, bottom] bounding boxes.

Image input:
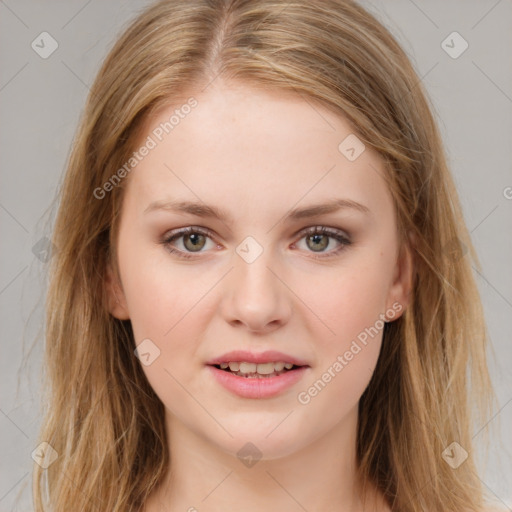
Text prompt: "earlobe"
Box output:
[[386, 232, 415, 320], [105, 263, 130, 320]]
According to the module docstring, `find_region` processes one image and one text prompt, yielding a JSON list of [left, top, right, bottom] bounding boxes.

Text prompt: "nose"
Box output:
[[220, 249, 292, 334]]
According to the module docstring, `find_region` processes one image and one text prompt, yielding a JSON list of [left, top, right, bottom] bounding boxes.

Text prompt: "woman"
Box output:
[[33, 1, 500, 510]]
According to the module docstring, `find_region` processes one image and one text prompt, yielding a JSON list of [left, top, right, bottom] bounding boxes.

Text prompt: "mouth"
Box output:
[[206, 362, 310, 399], [205, 350, 311, 398], [209, 361, 307, 379]]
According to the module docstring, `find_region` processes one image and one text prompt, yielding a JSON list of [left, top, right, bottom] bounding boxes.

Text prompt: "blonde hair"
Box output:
[[33, 0, 497, 510]]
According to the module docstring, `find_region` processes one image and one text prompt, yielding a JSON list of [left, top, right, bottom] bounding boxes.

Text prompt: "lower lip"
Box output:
[[206, 365, 309, 399]]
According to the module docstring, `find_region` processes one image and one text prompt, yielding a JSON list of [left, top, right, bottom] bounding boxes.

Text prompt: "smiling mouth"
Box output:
[[211, 362, 305, 378]]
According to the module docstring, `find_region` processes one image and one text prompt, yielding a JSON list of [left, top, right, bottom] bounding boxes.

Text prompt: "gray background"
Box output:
[[1, 0, 511, 510]]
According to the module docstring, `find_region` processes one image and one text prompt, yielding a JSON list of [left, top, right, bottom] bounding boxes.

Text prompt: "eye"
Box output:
[[161, 226, 218, 259], [293, 226, 351, 259]]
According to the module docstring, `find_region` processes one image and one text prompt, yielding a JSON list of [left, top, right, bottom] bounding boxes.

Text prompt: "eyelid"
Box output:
[[295, 225, 351, 240], [163, 225, 217, 240]]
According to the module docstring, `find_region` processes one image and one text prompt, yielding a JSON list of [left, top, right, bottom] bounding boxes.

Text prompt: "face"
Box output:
[[106, 80, 412, 459]]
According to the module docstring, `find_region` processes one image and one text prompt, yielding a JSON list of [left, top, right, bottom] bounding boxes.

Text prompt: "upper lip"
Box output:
[[206, 350, 310, 367]]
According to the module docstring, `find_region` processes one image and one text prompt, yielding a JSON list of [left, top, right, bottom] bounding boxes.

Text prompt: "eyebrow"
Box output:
[[144, 198, 371, 223]]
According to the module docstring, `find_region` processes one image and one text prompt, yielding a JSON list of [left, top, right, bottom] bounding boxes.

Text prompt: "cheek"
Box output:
[[295, 253, 391, 402], [296, 270, 386, 419], [118, 238, 210, 341], [118, 252, 213, 408], [117, 241, 221, 381], [309, 260, 391, 346]]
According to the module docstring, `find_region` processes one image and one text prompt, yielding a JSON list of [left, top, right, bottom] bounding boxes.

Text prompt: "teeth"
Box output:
[[254, 362, 275, 375], [220, 361, 296, 375], [239, 362, 257, 373]]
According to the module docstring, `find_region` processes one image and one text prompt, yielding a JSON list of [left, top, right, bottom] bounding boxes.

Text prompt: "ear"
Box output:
[[385, 231, 415, 320], [105, 262, 130, 320]]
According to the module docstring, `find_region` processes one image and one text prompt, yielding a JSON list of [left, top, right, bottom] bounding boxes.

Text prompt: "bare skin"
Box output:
[[106, 79, 413, 512]]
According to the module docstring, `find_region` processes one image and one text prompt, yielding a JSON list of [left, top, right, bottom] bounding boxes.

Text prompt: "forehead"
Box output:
[[123, 82, 391, 221]]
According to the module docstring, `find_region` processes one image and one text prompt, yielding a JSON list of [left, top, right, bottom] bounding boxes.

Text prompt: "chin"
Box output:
[[219, 435, 302, 463], [210, 417, 315, 462]]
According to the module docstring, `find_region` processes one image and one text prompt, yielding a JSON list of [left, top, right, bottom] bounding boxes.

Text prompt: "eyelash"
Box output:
[[160, 226, 352, 260]]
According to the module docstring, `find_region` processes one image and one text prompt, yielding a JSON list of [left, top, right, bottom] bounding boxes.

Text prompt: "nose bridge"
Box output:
[[221, 238, 292, 331], [235, 248, 277, 297]]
